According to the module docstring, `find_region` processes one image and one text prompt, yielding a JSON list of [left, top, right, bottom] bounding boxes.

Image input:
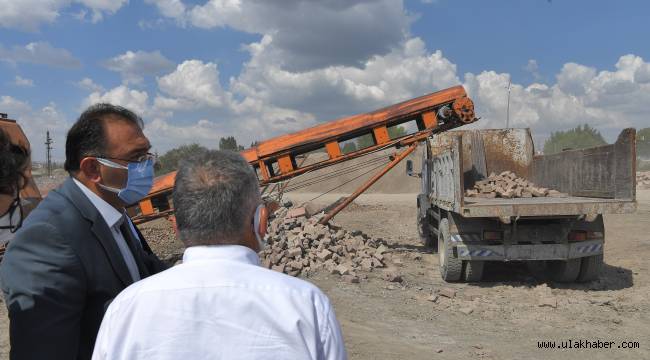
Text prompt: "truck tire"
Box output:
[[548, 258, 581, 283], [577, 254, 604, 282], [463, 261, 485, 282], [438, 218, 462, 282]]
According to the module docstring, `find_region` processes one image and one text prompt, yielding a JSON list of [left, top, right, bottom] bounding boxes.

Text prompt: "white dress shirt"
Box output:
[[72, 178, 141, 282], [92, 245, 348, 360]]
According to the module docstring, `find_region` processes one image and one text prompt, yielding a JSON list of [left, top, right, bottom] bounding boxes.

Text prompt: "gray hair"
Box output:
[[173, 150, 260, 246]]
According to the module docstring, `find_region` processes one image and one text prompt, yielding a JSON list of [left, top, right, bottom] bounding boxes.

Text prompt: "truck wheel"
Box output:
[[548, 258, 581, 283], [463, 261, 485, 282], [438, 218, 462, 282], [577, 254, 604, 282]]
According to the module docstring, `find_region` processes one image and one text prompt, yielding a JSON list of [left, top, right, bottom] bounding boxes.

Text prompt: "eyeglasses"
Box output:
[[99, 152, 157, 164]]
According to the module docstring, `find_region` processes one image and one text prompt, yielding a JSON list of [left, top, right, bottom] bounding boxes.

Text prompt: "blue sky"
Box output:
[[412, 0, 650, 82], [1, 0, 649, 161]]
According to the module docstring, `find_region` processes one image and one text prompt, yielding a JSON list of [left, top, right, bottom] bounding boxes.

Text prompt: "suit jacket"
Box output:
[[0, 177, 168, 360]]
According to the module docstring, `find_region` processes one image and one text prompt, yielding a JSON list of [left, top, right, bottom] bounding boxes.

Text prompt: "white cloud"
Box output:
[[0, 96, 69, 160], [524, 59, 541, 81], [156, 60, 230, 109], [75, 0, 128, 23], [103, 50, 175, 84], [144, 0, 186, 21], [137, 18, 167, 30], [13, 76, 34, 87], [556, 62, 596, 96], [142, 36, 460, 151], [84, 85, 150, 116], [76, 77, 104, 92], [145, 56, 319, 150], [42, 0, 633, 153], [144, 118, 226, 151], [186, 0, 242, 29], [0, 96, 31, 115], [634, 62, 650, 84], [231, 36, 459, 121], [146, 0, 411, 71], [139, 41, 650, 154], [464, 54, 650, 142], [0, 0, 66, 32], [0, 42, 81, 68], [0, 0, 127, 31], [73, 9, 88, 21]]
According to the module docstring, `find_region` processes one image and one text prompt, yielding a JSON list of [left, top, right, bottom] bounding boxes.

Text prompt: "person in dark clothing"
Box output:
[[0, 103, 168, 360], [0, 128, 30, 248]]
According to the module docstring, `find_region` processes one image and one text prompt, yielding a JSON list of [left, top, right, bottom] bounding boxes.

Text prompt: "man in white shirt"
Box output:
[[93, 150, 348, 360]]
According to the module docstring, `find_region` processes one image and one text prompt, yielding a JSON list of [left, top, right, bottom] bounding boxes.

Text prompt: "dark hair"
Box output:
[[173, 150, 260, 247], [64, 103, 144, 173], [0, 128, 30, 195]]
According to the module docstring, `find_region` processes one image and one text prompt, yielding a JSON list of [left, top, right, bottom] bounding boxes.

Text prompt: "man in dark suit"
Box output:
[[0, 103, 168, 360]]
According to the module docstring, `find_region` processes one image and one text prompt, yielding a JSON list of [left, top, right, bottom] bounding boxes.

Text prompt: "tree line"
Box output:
[[155, 136, 253, 175], [543, 124, 650, 170]]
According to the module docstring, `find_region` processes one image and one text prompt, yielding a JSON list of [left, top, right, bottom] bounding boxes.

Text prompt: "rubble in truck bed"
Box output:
[[465, 171, 567, 199], [258, 202, 404, 283]]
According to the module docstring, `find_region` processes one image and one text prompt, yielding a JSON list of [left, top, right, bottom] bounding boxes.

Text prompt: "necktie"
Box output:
[[119, 217, 149, 279]]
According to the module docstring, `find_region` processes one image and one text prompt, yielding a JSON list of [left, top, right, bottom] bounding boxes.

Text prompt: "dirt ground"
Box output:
[[288, 192, 650, 360], [1, 190, 649, 359]]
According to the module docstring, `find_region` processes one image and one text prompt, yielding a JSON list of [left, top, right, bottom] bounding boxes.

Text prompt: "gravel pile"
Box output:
[[138, 202, 406, 283], [139, 222, 184, 265], [259, 203, 400, 283]]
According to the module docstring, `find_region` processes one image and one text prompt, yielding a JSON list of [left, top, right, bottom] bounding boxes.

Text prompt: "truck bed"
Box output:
[[460, 196, 635, 217], [425, 128, 637, 219]]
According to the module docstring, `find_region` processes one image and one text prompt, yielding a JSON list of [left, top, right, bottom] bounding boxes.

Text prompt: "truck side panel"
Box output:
[[428, 135, 463, 213], [532, 128, 636, 200]]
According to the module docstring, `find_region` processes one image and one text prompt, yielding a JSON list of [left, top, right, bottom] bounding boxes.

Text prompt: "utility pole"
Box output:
[[506, 78, 512, 129], [45, 131, 53, 177]]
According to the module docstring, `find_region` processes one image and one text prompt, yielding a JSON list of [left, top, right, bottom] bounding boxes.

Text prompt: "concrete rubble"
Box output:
[[437, 287, 457, 299], [259, 202, 399, 281], [465, 171, 567, 199]]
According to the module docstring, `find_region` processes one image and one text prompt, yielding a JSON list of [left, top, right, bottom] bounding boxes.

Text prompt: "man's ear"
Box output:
[[79, 157, 102, 182], [258, 205, 269, 239]]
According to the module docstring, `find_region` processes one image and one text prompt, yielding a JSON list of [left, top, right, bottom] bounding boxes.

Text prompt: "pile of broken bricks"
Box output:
[[465, 171, 567, 199], [258, 202, 404, 283]]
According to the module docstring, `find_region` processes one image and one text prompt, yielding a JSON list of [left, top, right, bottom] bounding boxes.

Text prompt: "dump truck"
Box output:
[[409, 128, 637, 283]]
